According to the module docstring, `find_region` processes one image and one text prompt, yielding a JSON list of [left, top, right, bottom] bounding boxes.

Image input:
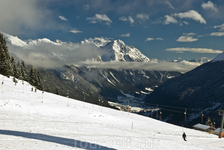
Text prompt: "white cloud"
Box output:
[[177, 36, 197, 42], [136, 14, 149, 20], [197, 34, 207, 37], [119, 16, 134, 24], [87, 14, 112, 25], [7, 39, 106, 69], [201, 1, 218, 12], [210, 32, 224, 36], [176, 33, 198, 42], [183, 21, 189, 25], [164, 15, 178, 25], [173, 10, 206, 24], [145, 38, 154, 42], [145, 37, 164, 42], [128, 16, 135, 24], [166, 47, 222, 53], [83, 4, 90, 10], [120, 33, 130, 37], [119, 16, 126, 22], [59, 16, 68, 21], [0, 0, 54, 35], [165, 1, 175, 9], [214, 23, 224, 31], [78, 61, 201, 73], [69, 28, 83, 34], [156, 38, 164, 41]]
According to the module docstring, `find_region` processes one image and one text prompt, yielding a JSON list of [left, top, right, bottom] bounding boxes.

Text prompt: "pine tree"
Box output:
[[2, 36, 10, 60], [0, 43, 7, 75], [40, 83, 44, 91], [46, 85, 50, 92], [17, 61, 20, 67], [0, 33, 3, 42], [10, 56, 15, 64], [20, 64, 26, 81], [10, 56, 15, 76], [33, 69, 38, 87], [29, 66, 35, 85], [56, 86, 59, 95], [21, 60, 25, 68], [21, 60, 26, 80], [5, 58, 12, 77], [13, 61, 19, 79], [17, 67, 22, 80], [0, 33, 11, 77], [37, 71, 41, 89]]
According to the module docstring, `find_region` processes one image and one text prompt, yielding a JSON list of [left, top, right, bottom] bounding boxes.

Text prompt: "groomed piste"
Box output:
[[0, 74, 223, 150]]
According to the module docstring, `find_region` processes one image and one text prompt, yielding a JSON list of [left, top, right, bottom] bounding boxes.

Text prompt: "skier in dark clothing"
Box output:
[[182, 132, 187, 141]]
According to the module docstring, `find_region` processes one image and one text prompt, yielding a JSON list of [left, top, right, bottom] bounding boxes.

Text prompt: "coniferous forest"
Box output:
[[0, 33, 42, 90]]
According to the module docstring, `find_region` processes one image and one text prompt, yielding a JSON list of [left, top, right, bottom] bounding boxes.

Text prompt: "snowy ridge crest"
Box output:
[[3, 32, 76, 49], [83, 37, 150, 62], [212, 52, 224, 62], [4, 33, 150, 63]]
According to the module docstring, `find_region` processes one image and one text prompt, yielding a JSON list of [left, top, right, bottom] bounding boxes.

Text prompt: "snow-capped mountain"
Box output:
[[83, 37, 150, 62], [3, 33, 150, 63], [170, 58, 211, 64], [3, 32, 28, 47], [3, 32, 209, 68], [3, 32, 75, 48]]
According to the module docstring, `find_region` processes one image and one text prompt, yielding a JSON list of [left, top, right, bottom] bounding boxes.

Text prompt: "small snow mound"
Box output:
[[212, 52, 224, 62]]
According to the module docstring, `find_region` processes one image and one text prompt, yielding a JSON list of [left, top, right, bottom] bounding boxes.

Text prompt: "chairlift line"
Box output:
[[96, 96, 218, 114]]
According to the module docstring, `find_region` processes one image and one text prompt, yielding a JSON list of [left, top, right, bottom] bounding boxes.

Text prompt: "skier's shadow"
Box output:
[[0, 129, 117, 150]]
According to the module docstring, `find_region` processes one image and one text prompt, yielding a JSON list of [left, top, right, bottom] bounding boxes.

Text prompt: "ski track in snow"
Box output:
[[0, 75, 224, 150]]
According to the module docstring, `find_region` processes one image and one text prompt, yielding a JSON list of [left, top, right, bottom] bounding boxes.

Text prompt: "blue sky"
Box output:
[[1, 0, 224, 61]]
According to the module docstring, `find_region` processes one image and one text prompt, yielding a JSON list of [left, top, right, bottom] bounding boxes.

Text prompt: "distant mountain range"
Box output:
[[3, 32, 211, 64], [0, 33, 176, 105], [145, 52, 224, 127], [3, 32, 214, 113]]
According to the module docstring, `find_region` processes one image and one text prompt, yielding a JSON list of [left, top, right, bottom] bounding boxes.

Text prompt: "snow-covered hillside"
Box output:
[[0, 74, 223, 150], [212, 52, 224, 62]]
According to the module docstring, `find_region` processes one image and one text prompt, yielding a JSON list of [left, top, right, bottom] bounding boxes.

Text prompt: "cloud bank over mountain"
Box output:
[[78, 60, 201, 73], [6, 37, 106, 68], [4, 33, 208, 72]]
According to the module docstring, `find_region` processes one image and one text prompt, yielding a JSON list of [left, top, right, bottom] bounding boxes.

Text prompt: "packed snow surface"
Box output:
[[0, 74, 223, 150]]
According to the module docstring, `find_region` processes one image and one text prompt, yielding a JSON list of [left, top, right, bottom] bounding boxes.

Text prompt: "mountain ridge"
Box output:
[[145, 60, 224, 126]]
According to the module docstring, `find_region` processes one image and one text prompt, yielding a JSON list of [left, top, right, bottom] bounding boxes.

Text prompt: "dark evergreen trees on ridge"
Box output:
[[0, 33, 42, 90]]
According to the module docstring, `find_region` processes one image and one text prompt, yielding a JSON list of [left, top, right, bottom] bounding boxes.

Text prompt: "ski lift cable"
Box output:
[[102, 96, 218, 114], [144, 102, 219, 114]]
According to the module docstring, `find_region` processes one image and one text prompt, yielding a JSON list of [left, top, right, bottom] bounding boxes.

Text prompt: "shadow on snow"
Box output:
[[0, 129, 117, 150]]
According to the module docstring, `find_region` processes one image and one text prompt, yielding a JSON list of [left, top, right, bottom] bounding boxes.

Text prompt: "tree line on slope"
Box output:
[[0, 33, 121, 109], [0, 33, 42, 90]]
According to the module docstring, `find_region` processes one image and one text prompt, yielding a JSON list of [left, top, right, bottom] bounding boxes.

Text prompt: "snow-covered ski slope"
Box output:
[[0, 74, 223, 150]]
